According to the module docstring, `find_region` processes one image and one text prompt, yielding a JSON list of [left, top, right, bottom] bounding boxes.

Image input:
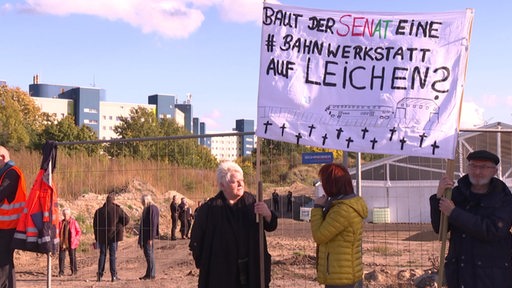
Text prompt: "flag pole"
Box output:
[[47, 158, 52, 288], [256, 137, 264, 288], [436, 160, 454, 287], [257, 1, 267, 287]]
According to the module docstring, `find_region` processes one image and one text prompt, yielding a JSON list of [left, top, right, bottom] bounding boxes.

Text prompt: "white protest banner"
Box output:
[[257, 3, 474, 159]]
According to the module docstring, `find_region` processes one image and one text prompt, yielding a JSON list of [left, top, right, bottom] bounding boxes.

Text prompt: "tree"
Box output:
[[105, 106, 217, 169], [0, 85, 44, 150], [37, 115, 99, 154]]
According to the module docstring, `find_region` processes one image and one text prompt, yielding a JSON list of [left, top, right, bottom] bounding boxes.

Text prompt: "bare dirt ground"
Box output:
[[12, 181, 441, 288]]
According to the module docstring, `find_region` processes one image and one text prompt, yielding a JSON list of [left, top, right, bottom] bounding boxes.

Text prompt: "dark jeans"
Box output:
[[143, 241, 155, 278], [97, 242, 117, 277], [179, 219, 188, 238], [59, 248, 77, 275], [0, 261, 15, 288], [0, 230, 15, 288], [171, 216, 177, 239]]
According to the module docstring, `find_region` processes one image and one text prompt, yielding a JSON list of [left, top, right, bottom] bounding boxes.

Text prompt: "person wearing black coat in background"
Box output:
[[93, 194, 130, 282], [138, 194, 159, 281], [170, 195, 178, 241], [178, 198, 189, 239]]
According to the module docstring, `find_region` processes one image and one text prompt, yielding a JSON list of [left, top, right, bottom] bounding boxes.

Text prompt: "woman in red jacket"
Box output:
[[58, 207, 82, 277]]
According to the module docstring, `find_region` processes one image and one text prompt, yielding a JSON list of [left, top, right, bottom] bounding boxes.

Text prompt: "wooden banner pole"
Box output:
[[436, 159, 455, 287]]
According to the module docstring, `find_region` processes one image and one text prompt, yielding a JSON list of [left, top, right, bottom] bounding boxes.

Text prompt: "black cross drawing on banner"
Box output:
[[400, 137, 407, 150], [370, 138, 378, 150], [322, 133, 328, 145], [431, 140, 440, 155], [389, 127, 397, 141], [336, 127, 344, 139], [419, 132, 428, 147], [346, 137, 354, 149], [263, 120, 272, 134], [308, 124, 316, 137], [280, 123, 287, 136], [295, 133, 302, 145], [361, 127, 369, 139]]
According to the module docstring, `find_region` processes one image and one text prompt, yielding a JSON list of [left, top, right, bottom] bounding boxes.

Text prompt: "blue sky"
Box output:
[[1, 0, 510, 132]]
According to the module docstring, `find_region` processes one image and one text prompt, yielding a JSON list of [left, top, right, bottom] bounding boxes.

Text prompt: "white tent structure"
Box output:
[[350, 122, 512, 223]]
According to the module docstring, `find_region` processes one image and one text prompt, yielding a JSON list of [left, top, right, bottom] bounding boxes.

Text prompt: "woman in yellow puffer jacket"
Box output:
[[311, 163, 368, 288]]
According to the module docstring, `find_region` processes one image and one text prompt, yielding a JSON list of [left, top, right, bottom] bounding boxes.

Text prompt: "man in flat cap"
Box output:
[[430, 150, 512, 287]]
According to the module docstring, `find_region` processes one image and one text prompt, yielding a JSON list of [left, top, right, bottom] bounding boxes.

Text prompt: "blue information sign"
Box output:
[[301, 152, 333, 164]]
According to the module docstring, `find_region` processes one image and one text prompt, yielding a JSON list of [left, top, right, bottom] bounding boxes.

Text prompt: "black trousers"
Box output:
[[0, 229, 15, 288], [59, 248, 77, 275], [171, 215, 177, 239]]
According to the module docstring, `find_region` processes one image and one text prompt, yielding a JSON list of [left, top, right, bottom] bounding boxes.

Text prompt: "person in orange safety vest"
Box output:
[[0, 146, 27, 288]]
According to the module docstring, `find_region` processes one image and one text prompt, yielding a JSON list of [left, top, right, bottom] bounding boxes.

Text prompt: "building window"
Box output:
[[84, 108, 98, 113]]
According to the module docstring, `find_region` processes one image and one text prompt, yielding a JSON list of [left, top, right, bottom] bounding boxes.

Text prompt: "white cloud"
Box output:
[[217, 0, 280, 23], [200, 108, 222, 129], [16, 0, 275, 38], [459, 101, 485, 128], [1, 3, 13, 12]]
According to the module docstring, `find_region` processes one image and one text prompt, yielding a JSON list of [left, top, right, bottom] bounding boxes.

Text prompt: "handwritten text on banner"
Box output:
[[256, 3, 474, 159]]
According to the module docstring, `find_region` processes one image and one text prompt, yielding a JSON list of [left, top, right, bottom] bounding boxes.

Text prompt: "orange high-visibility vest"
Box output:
[[13, 169, 59, 253], [0, 166, 27, 229]]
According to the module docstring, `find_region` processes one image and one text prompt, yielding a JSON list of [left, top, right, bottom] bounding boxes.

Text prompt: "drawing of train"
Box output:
[[323, 98, 440, 130], [395, 98, 439, 129], [325, 104, 395, 120]]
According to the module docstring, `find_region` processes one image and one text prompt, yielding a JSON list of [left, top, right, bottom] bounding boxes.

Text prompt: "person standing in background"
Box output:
[[272, 190, 280, 212], [58, 207, 82, 277], [93, 193, 130, 282], [178, 198, 189, 239], [186, 205, 193, 238], [138, 194, 159, 281], [286, 191, 293, 213], [0, 146, 27, 288], [311, 163, 368, 288], [170, 195, 178, 241]]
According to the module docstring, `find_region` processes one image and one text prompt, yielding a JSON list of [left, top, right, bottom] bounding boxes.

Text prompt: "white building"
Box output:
[[209, 132, 239, 161], [33, 97, 185, 140]]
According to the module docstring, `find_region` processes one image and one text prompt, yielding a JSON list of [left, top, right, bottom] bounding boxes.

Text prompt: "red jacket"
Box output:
[[59, 217, 81, 250]]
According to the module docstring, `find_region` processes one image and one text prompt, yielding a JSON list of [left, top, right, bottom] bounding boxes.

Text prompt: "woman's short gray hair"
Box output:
[[141, 194, 154, 207], [216, 161, 243, 189], [62, 207, 71, 216]]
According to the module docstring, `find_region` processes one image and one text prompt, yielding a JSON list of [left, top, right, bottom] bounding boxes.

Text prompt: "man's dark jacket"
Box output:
[[170, 201, 178, 222], [138, 204, 159, 246], [189, 191, 277, 288], [93, 201, 130, 244], [430, 175, 512, 288]]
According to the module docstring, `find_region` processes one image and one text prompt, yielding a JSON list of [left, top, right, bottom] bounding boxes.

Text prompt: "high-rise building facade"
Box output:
[[29, 77, 185, 140], [24, 76, 255, 161], [235, 119, 255, 157]]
